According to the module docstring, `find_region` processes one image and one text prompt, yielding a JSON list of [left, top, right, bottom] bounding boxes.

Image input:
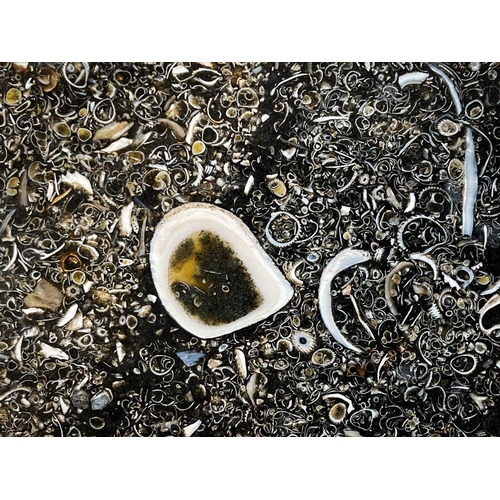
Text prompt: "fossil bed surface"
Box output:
[[1, 62, 500, 437]]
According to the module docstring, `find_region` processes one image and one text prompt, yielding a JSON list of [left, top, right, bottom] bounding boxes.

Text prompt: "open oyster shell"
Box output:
[[150, 203, 293, 339]]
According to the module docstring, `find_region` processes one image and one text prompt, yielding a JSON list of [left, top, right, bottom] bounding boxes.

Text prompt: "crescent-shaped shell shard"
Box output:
[[479, 294, 500, 335], [462, 127, 478, 237], [318, 248, 371, 353], [398, 72, 429, 89]]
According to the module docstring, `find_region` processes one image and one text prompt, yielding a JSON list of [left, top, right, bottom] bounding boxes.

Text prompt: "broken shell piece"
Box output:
[[93, 121, 133, 141], [116, 341, 126, 363], [398, 71, 429, 89], [38, 342, 69, 361], [150, 203, 293, 339], [159, 118, 186, 141], [24, 279, 63, 311], [119, 202, 134, 236], [479, 294, 500, 335], [57, 303, 79, 327], [66, 311, 84, 331], [319, 248, 371, 353], [99, 137, 133, 153], [234, 348, 247, 379], [183, 419, 202, 437], [60, 171, 93, 196], [13, 62, 29, 73]]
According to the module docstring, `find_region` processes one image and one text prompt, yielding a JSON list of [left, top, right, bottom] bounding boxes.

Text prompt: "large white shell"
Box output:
[[150, 203, 293, 339]]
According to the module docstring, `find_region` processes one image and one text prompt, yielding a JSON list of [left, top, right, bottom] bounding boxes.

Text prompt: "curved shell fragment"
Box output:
[[318, 248, 371, 353], [398, 71, 429, 89]]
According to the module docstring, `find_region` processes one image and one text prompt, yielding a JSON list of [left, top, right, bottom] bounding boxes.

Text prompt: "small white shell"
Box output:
[[183, 419, 202, 437], [244, 175, 255, 195], [66, 311, 84, 331], [93, 121, 133, 141], [234, 348, 247, 379], [462, 127, 478, 236], [116, 341, 126, 363]]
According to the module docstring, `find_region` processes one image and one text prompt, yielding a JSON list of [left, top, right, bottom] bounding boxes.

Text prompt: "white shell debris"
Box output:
[[24, 279, 63, 311], [150, 203, 293, 339], [38, 342, 69, 361], [12, 336, 23, 364], [99, 137, 133, 154], [319, 248, 371, 353], [182, 419, 202, 437], [66, 311, 84, 331], [404, 192, 417, 213], [60, 171, 93, 196], [234, 348, 247, 379], [57, 303, 79, 327], [119, 202, 134, 236], [244, 175, 255, 195], [116, 341, 126, 363], [93, 121, 133, 141], [398, 71, 429, 89], [462, 127, 478, 236], [479, 294, 500, 335]]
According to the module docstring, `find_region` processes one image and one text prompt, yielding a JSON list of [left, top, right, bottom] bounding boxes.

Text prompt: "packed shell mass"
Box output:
[[1, 62, 500, 437]]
